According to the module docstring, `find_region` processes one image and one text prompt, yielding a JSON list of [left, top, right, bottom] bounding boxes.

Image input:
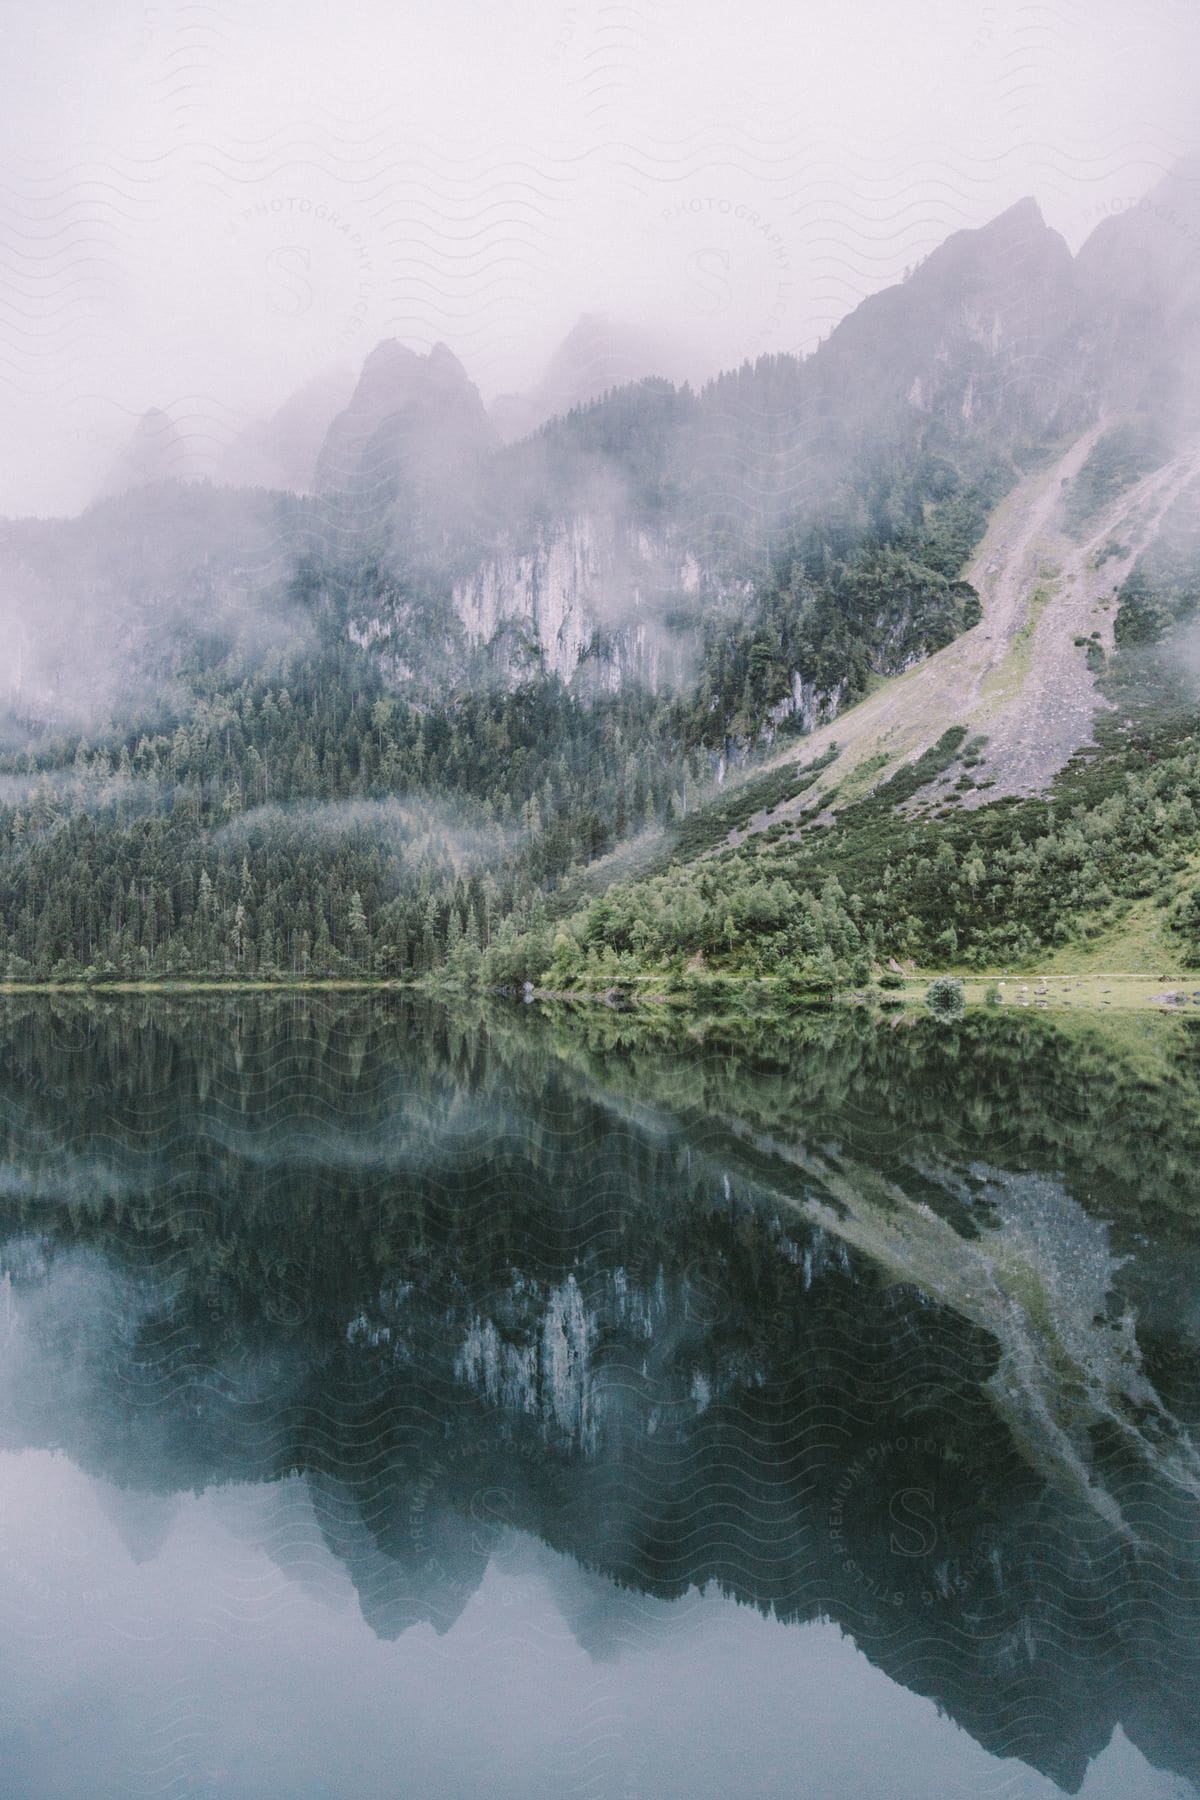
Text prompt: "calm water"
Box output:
[[1, 995, 1199, 1800]]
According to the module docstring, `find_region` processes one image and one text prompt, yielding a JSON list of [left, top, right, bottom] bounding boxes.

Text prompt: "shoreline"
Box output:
[[0, 971, 1195, 1012]]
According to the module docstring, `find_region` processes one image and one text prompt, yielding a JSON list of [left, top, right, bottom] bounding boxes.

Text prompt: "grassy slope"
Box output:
[[517, 426, 1200, 1002], [700, 427, 1200, 842]]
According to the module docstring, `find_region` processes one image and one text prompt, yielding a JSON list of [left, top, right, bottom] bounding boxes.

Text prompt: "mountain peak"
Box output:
[[923, 195, 1064, 277], [490, 313, 689, 442], [428, 340, 467, 374], [96, 407, 193, 500], [314, 338, 494, 497], [991, 195, 1044, 228], [358, 337, 421, 378], [800, 190, 1081, 451]]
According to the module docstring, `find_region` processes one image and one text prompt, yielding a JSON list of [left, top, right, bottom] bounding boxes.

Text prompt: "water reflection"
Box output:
[[0, 995, 1197, 1799]]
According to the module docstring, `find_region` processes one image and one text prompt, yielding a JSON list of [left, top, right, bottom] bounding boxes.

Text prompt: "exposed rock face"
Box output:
[[766, 671, 848, 734], [451, 514, 746, 690], [453, 517, 609, 683]]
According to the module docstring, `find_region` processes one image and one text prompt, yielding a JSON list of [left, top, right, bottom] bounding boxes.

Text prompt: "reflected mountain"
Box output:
[[0, 995, 1197, 1794]]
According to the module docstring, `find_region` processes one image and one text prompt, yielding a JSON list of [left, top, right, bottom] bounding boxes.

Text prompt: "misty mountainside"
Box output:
[[0, 483, 313, 737], [8, 176, 1199, 726], [488, 312, 692, 443], [11, 170, 1199, 735], [301, 195, 1093, 705], [220, 365, 357, 495], [3, 168, 1200, 984]]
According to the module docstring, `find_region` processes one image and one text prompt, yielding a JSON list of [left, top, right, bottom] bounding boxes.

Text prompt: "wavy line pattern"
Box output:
[[1, 1, 1198, 510]]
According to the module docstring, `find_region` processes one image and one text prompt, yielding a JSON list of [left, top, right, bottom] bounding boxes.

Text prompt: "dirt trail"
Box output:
[[730, 427, 1200, 843]]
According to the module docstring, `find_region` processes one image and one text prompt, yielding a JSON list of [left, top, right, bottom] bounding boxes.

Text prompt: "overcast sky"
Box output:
[[2, 0, 1198, 515]]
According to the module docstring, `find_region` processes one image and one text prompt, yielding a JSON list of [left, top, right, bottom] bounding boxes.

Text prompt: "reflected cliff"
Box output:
[[0, 995, 1198, 1796]]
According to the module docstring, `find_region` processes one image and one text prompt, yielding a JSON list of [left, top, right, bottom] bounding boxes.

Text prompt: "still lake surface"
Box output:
[[0, 994, 1198, 1799]]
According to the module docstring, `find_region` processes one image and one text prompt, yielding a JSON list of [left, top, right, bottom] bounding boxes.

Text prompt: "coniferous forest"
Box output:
[[5, 176, 1200, 997]]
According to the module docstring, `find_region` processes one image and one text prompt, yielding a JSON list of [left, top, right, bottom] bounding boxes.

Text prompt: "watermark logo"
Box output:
[[639, 194, 796, 354], [225, 191, 385, 362], [828, 1433, 996, 1615]]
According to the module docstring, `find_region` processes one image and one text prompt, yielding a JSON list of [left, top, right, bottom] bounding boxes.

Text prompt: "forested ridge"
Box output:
[[0, 650, 694, 981], [0, 448, 1002, 983], [3, 451, 1199, 989], [5, 176, 1200, 992], [496, 510, 1200, 992]]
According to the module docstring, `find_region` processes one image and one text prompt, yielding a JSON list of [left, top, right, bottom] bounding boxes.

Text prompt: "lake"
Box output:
[[0, 994, 1198, 1799]]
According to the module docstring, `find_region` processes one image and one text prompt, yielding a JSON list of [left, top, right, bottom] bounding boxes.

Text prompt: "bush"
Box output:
[[984, 983, 1002, 1006], [925, 976, 966, 1018]]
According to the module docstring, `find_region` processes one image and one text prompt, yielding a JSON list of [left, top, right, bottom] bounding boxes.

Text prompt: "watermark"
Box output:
[[225, 190, 385, 361], [407, 1431, 552, 1585], [1082, 191, 1200, 255], [641, 195, 794, 344], [548, 5, 580, 67], [828, 1433, 997, 1615], [973, 4, 997, 52]]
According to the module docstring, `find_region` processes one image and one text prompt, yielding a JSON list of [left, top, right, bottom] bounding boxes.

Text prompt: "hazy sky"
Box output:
[[2, 0, 1198, 515]]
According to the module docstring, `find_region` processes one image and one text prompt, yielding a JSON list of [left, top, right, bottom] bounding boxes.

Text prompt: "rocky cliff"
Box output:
[[451, 513, 748, 690]]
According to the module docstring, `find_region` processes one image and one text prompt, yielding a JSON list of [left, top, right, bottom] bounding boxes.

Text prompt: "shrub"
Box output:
[[926, 976, 966, 1018]]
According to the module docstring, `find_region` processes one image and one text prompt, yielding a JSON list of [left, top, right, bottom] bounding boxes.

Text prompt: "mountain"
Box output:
[[96, 407, 197, 499], [805, 196, 1084, 444], [1075, 156, 1200, 425], [313, 203, 1090, 701], [4, 177, 1200, 985], [70, 191, 1198, 716], [490, 313, 690, 442], [314, 338, 497, 506], [401, 205, 1082, 700], [220, 364, 356, 493]]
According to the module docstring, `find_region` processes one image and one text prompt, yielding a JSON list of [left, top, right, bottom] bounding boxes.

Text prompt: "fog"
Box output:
[[214, 796, 523, 874], [3, 0, 1198, 516]]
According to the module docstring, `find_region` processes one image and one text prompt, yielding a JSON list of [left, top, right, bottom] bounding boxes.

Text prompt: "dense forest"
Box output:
[[0, 449, 1003, 984], [4, 174, 1200, 992], [3, 456, 1198, 991], [4, 457, 1199, 990], [496, 528, 1200, 992], [0, 652, 695, 981]]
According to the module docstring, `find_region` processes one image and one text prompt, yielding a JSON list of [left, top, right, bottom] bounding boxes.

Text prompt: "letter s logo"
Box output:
[[265, 244, 313, 317], [685, 246, 733, 316], [889, 1487, 937, 1557]]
